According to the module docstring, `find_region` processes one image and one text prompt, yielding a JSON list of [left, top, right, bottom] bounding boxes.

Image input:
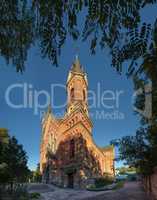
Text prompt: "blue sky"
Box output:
[[0, 4, 156, 170]]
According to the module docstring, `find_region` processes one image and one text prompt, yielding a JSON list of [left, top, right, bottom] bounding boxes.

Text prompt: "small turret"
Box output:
[[47, 103, 52, 114], [41, 103, 52, 125]]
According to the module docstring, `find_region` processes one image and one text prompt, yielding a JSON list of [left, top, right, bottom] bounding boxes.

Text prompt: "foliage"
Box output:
[[0, 184, 40, 200], [0, 184, 28, 200], [0, 128, 9, 144], [95, 176, 113, 188], [0, 0, 34, 72], [6, 136, 30, 183], [30, 192, 41, 199], [0, 128, 10, 183], [10, 184, 29, 200], [0, 0, 157, 76], [116, 166, 136, 175], [111, 16, 157, 176], [112, 126, 157, 176], [30, 164, 42, 183], [0, 129, 30, 186], [87, 179, 124, 191]]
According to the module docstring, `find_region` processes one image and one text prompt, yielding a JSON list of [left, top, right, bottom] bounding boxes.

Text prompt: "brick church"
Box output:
[[40, 57, 115, 188]]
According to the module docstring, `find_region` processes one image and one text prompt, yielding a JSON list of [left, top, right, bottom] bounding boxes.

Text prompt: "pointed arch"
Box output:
[[83, 89, 86, 101], [70, 88, 74, 99]]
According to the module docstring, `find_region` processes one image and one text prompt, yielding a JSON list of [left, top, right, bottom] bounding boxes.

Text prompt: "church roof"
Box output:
[[41, 104, 52, 124], [71, 55, 84, 74]]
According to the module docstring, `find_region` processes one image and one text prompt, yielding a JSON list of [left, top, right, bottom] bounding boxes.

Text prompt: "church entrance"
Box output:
[[67, 173, 74, 188]]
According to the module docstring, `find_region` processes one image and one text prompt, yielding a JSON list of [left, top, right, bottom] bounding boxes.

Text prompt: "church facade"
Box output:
[[40, 57, 115, 189]]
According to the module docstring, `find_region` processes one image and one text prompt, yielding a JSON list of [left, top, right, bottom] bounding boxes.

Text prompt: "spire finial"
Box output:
[[75, 54, 79, 60]]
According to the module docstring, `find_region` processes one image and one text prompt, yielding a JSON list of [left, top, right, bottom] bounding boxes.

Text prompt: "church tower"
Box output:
[[66, 56, 89, 116], [40, 57, 115, 188]]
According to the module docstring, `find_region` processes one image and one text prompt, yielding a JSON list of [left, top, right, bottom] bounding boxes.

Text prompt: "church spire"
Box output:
[[66, 56, 88, 116], [47, 103, 51, 114], [71, 55, 84, 74]]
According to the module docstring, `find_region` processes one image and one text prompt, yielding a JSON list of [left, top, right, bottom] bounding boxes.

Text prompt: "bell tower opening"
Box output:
[[70, 88, 74, 100], [83, 89, 86, 101]]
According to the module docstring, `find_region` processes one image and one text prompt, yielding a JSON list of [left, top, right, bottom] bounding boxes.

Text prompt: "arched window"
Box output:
[[70, 88, 74, 99], [54, 138, 56, 152], [70, 139, 75, 158], [83, 89, 86, 101]]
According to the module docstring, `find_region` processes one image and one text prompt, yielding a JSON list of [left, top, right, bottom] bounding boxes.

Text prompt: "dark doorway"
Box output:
[[68, 173, 74, 188]]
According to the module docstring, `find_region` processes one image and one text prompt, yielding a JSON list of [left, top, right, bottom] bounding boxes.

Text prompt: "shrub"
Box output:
[[0, 184, 32, 200], [95, 176, 113, 188], [10, 185, 29, 200], [30, 192, 41, 199]]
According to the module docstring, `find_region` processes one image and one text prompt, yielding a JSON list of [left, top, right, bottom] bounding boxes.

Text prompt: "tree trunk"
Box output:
[[148, 175, 152, 193], [10, 182, 13, 193]]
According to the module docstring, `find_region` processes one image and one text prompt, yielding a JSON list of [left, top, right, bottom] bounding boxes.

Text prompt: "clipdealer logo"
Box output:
[[4, 82, 126, 120], [5, 83, 66, 115]]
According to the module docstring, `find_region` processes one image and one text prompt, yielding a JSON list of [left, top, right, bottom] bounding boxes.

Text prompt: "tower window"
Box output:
[[71, 88, 74, 99], [83, 89, 86, 101], [70, 139, 75, 158]]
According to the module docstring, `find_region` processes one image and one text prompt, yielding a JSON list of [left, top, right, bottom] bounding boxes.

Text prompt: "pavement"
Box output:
[[81, 181, 150, 200], [27, 181, 150, 200]]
